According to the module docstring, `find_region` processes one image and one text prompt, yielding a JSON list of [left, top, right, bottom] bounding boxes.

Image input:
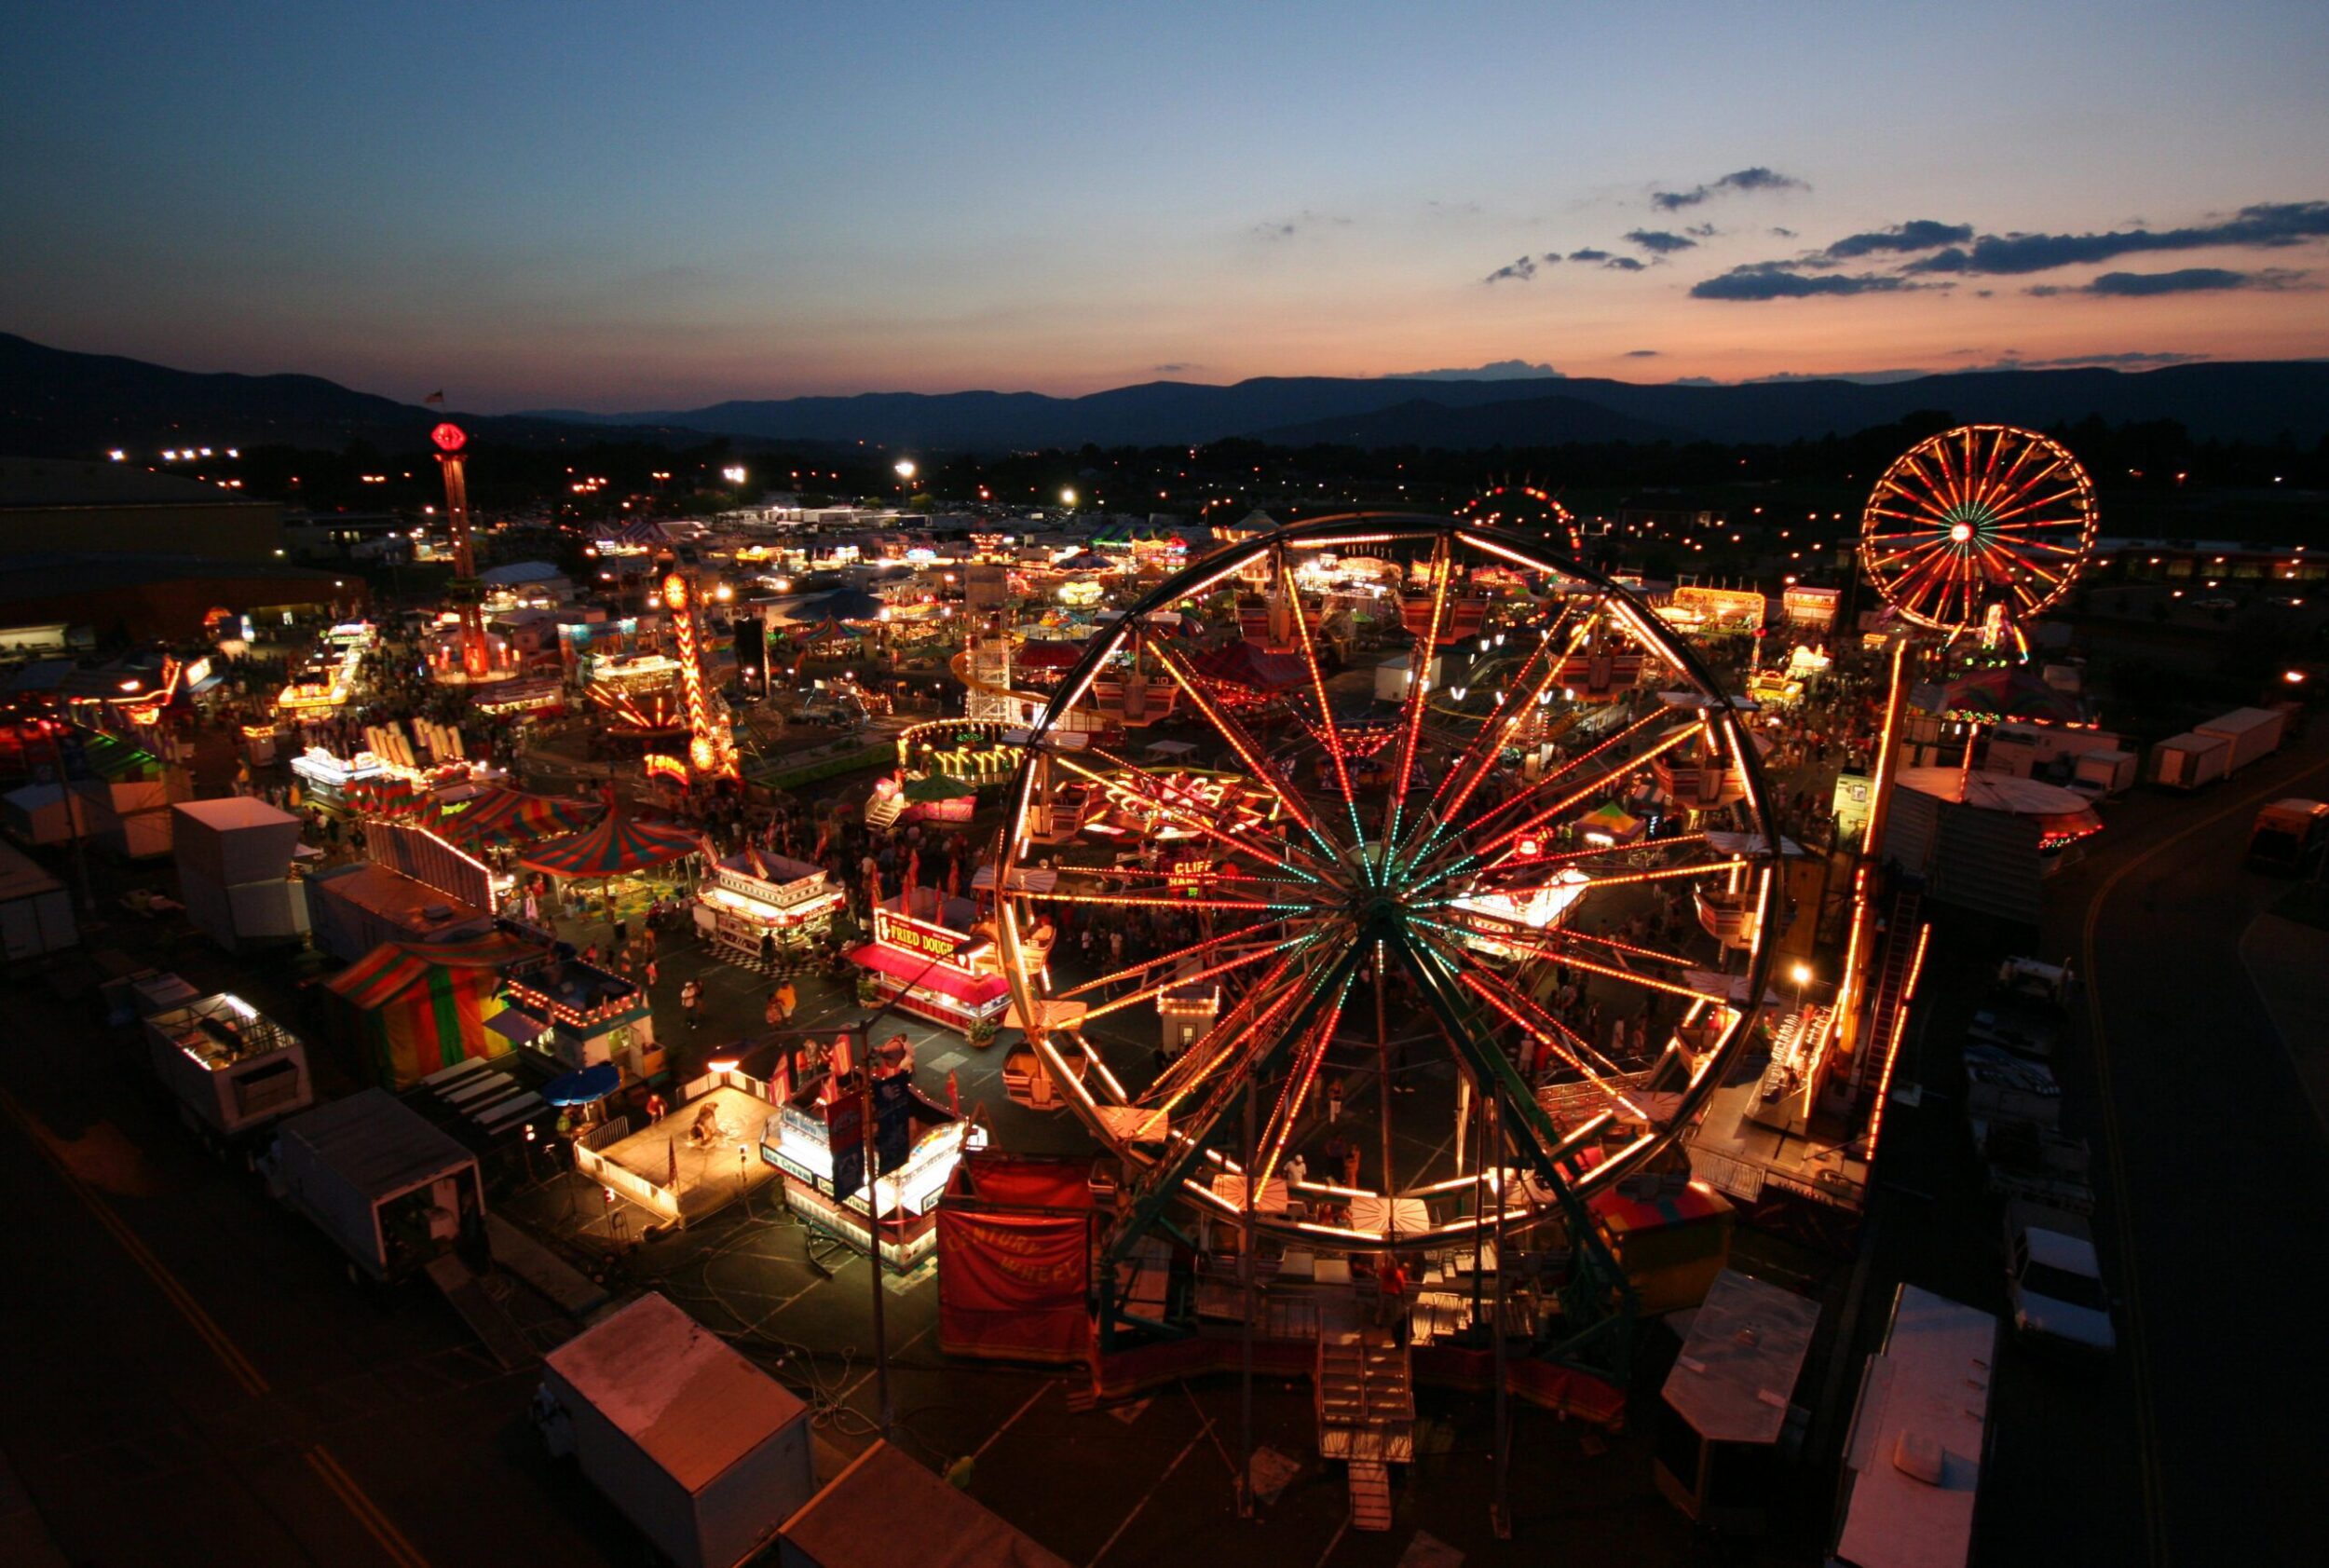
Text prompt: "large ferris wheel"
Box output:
[[1859, 424, 2098, 637], [989, 516, 1783, 1271]]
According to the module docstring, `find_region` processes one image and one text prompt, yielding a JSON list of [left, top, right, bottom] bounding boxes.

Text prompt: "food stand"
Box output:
[[694, 851, 845, 966], [849, 889, 1011, 1034], [498, 953, 661, 1082], [290, 746, 392, 811]]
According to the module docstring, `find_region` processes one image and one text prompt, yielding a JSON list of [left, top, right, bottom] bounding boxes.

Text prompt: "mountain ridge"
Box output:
[[6, 331, 2324, 457]]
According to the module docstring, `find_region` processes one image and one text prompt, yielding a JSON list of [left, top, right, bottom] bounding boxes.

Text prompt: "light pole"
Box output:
[[1791, 961, 1813, 1014], [894, 458, 916, 512]]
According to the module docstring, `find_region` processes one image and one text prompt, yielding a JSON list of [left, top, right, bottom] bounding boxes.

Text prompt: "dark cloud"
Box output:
[[1624, 228, 1698, 254], [1652, 167, 1808, 211], [2032, 266, 2311, 297], [1388, 360, 1564, 381], [1603, 254, 1649, 271], [1151, 362, 1199, 374], [1251, 211, 1352, 242], [1625, 348, 1661, 357], [1911, 200, 2329, 275], [1691, 264, 1943, 300], [1960, 349, 2212, 371], [1769, 226, 1798, 239], [1483, 254, 1539, 284], [1685, 224, 1718, 239], [1818, 220, 1975, 262], [1568, 248, 1612, 262]]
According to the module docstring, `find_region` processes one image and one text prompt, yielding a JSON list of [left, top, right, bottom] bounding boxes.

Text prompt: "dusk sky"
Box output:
[[7, 1, 2326, 412]]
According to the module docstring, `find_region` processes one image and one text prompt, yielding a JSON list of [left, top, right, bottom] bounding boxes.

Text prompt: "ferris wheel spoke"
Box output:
[[1382, 537, 1456, 859], [1052, 923, 1303, 1002], [1423, 895, 1702, 974], [1077, 928, 1327, 1024], [1432, 702, 1672, 860], [1057, 748, 1333, 882], [1409, 912, 1732, 1005], [1409, 608, 1594, 870], [1142, 940, 1327, 1116], [1142, 637, 1342, 866], [1275, 552, 1368, 845], [1979, 484, 2085, 529], [1466, 723, 1703, 869], [1433, 947, 1655, 1122], [1251, 966, 1361, 1188]]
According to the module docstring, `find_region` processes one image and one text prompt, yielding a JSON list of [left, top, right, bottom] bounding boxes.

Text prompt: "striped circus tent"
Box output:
[[518, 812, 702, 879], [320, 931, 547, 1089], [429, 786, 602, 848]]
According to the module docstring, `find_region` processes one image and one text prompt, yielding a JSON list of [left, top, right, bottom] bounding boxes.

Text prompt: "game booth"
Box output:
[[848, 888, 1017, 1035], [496, 950, 662, 1082], [570, 1061, 781, 1229], [693, 850, 845, 967], [520, 811, 703, 928], [758, 1055, 982, 1272]]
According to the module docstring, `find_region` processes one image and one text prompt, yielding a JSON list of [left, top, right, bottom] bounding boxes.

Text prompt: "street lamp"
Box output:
[[1790, 961, 1813, 1012], [1060, 487, 1078, 509]]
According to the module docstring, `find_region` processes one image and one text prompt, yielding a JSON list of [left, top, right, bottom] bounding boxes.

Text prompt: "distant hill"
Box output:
[[1250, 391, 1693, 448], [579, 361, 2329, 450], [0, 332, 708, 455], [6, 330, 2324, 457]]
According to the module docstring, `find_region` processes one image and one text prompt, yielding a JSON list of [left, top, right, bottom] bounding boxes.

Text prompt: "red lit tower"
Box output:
[[430, 421, 491, 679]]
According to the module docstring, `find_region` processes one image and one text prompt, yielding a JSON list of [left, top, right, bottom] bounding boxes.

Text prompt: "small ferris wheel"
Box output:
[[1458, 484, 1582, 554], [1859, 425, 2097, 641]]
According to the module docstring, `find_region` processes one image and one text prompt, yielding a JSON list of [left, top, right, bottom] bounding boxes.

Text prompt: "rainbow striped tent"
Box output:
[[519, 813, 702, 879], [429, 786, 602, 849], [321, 931, 547, 1089]]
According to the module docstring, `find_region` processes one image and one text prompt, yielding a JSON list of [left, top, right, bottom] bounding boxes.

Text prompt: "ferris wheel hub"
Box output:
[[1949, 522, 1974, 543]]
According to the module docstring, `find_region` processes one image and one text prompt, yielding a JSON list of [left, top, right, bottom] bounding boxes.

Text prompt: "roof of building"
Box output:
[[1661, 1269, 1821, 1445], [0, 456, 276, 511], [0, 553, 346, 606], [544, 1292, 807, 1495], [276, 1087, 476, 1199]]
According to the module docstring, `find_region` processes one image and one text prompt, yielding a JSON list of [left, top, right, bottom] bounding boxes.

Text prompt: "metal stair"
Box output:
[[1347, 1459, 1394, 1532], [1851, 887, 1925, 1098], [1317, 1328, 1412, 1530]]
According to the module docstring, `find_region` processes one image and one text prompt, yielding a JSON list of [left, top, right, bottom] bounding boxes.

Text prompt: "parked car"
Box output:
[[2004, 1201, 2115, 1354]]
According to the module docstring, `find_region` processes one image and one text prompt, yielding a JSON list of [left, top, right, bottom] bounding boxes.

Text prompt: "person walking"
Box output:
[[773, 978, 797, 1026], [680, 976, 702, 1030]]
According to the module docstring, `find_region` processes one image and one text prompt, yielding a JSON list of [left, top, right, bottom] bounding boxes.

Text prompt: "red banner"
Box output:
[[937, 1209, 1090, 1363]]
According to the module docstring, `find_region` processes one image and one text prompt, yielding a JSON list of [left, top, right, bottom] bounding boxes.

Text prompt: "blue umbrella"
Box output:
[[543, 1063, 622, 1106]]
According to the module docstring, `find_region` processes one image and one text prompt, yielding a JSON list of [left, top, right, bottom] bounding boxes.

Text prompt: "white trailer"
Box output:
[[538, 1293, 814, 1568], [0, 839, 76, 961], [143, 990, 314, 1145], [172, 798, 311, 952], [2194, 706, 2289, 776], [1830, 1285, 1998, 1568], [2069, 748, 2137, 799], [269, 1090, 483, 1283], [2147, 731, 2228, 791]]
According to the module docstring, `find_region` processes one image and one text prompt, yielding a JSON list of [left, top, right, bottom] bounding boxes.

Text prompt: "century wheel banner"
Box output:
[[936, 1207, 1092, 1363]]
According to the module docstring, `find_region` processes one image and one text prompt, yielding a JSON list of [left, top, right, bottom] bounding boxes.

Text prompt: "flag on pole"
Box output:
[[424, 389, 445, 405]]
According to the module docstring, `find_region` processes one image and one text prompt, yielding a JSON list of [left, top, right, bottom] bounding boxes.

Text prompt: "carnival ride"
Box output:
[[1457, 483, 1583, 555], [989, 515, 1784, 1361], [1858, 424, 2098, 646], [429, 423, 496, 682], [1820, 425, 2099, 1100]]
